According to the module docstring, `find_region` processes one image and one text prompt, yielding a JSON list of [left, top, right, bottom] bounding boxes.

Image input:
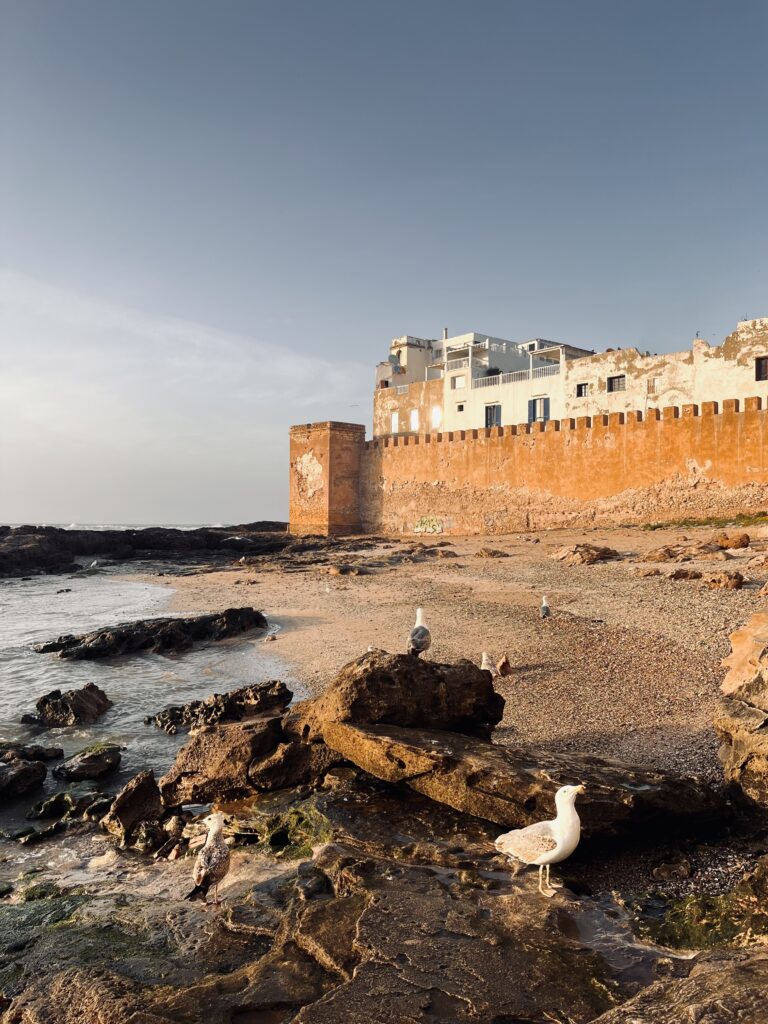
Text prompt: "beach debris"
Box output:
[[540, 595, 551, 619], [407, 607, 431, 657], [185, 811, 231, 905], [495, 784, 585, 897], [21, 681, 112, 727], [476, 547, 509, 558], [33, 607, 268, 660]]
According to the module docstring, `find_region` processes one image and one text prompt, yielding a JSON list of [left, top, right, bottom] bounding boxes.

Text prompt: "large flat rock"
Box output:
[[322, 721, 726, 841]]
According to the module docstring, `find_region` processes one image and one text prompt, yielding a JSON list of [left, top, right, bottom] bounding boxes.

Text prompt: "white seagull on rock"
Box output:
[[185, 811, 231, 906], [494, 784, 585, 897], [407, 608, 431, 657]]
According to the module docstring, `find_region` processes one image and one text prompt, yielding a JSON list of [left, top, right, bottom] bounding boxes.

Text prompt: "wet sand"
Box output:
[[133, 524, 767, 782]]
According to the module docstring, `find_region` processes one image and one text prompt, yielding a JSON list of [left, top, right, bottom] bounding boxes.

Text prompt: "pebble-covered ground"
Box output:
[[138, 522, 767, 785]]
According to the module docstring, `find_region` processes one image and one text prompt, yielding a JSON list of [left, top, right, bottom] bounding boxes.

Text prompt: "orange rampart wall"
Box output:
[[356, 399, 768, 533]]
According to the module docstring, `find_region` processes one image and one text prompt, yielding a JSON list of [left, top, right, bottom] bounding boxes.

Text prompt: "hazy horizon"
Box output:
[[2, 0, 767, 524]]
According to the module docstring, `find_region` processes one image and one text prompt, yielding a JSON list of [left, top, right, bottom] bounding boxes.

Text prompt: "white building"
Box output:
[[372, 319, 768, 437]]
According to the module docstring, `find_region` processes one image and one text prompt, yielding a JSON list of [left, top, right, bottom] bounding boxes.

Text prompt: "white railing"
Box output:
[[532, 363, 560, 379], [471, 363, 561, 389], [395, 384, 409, 395], [446, 357, 469, 370]]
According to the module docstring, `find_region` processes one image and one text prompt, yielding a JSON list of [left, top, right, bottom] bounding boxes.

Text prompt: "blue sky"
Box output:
[[1, 1, 766, 523]]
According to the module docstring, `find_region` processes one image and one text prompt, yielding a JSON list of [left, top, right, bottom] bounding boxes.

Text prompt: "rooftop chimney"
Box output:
[[442, 327, 448, 340]]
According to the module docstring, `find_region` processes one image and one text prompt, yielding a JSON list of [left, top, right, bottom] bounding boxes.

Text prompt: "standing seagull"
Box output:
[[540, 595, 551, 619], [480, 652, 498, 677], [407, 608, 431, 657], [494, 784, 585, 897], [185, 811, 231, 906]]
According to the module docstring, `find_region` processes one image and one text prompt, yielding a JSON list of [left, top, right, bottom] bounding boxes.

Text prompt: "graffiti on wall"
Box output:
[[413, 515, 443, 535]]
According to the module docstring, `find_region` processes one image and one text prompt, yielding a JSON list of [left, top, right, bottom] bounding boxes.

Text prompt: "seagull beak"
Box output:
[[576, 784, 586, 794]]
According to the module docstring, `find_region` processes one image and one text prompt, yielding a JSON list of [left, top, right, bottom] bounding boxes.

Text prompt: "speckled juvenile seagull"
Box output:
[[185, 811, 231, 905], [407, 607, 431, 657], [494, 784, 585, 897]]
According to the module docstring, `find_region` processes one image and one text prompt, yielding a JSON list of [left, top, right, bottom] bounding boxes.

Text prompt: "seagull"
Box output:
[[185, 811, 231, 906], [407, 607, 431, 657], [494, 784, 585, 897], [540, 595, 551, 619], [480, 652, 498, 677]]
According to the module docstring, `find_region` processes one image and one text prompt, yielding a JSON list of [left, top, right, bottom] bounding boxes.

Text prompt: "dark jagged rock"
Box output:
[[321, 721, 727, 842], [35, 608, 267, 660], [53, 745, 121, 781], [0, 522, 289, 578], [21, 682, 112, 727], [0, 743, 63, 762], [0, 759, 47, 803], [289, 650, 504, 742], [145, 680, 291, 734]]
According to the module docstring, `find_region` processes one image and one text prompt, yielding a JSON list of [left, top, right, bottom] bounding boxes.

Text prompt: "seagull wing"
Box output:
[[194, 840, 231, 887], [495, 820, 557, 863]]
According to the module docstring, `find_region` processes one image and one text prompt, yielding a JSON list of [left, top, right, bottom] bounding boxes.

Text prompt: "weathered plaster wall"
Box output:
[[373, 378, 444, 437], [289, 422, 366, 535], [357, 398, 768, 534]]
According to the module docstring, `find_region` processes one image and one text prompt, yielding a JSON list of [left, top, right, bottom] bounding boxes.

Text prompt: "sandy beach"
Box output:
[[134, 524, 766, 782]]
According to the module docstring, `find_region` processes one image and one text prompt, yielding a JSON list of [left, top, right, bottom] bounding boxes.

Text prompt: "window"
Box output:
[[409, 409, 419, 432], [576, 382, 589, 398], [607, 374, 626, 393], [485, 404, 501, 428], [456, 403, 465, 412], [756, 357, 768, 382], [528, 397, 550, 423], [430, 405, 442, 429], [451, 374, 466, 389], [647, 376, 660, 395], [391, 412, 399, 434]]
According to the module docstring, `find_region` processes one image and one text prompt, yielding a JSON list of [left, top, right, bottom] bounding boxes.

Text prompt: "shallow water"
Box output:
[[0, 566, 304, 829]]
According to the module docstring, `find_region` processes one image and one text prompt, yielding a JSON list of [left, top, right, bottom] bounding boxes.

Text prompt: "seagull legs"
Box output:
[[545, 864, 561, 891], [538, 864, 557, 898], [206, 883, 225, 907]]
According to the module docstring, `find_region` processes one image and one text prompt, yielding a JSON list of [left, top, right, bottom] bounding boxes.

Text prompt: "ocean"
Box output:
[[0, 563, 299, 830]]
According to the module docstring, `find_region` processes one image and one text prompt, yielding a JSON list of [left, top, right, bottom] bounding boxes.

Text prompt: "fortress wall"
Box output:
[[356, 399, 768, 534]]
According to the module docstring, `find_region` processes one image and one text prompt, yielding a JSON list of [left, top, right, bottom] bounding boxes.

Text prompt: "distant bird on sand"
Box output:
[[494, 784, 585, 897], [407, 608, 431, 657], [540, 595, 551, 619], [480, 652, 498, 677], [185, 811, 231, 905]]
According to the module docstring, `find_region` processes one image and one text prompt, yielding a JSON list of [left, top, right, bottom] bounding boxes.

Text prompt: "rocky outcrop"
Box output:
[[591, 951, 768, 1023], [53, 745, 121, 781], [0, 522, 289, 578], [21, 682, 112, 726], [715, 612, 768, 806], [702, 570, 744, 590], [643, 541, 730, 563], [145, 680, 290, 734], [552, 543, 621, 565], [0, 743, 63, 761], [100, 770, 164, 847], [159, 717, 284, 805], [287, 651, 504, 742], [35, 608, 267, 660], [713, 530, 751, 549], [321, 721, 725, 842]]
